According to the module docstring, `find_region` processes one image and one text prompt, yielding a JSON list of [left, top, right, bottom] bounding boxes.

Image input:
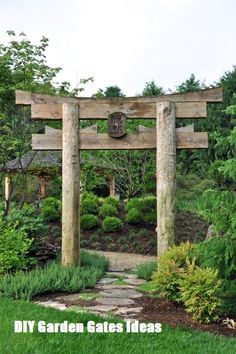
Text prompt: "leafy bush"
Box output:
[[137, 261, 157, 281], [80, 214, 98, 230], [6, 203, 45, 236], [99, 203, 118, 219], [194, 237, 236, 280], [125, 196, 156, 225], [104, 196, 120, 209], [180, 265, 222, 323], [81, 199, 99, 215], [125, 208, 142, 224], [0, 220, 33, 275], [0, 251, 109, 300], [102, 217, 123, 233], [81, 192, 99, 204], [41, 197, 62, 222], [151, 242, 195, 301]]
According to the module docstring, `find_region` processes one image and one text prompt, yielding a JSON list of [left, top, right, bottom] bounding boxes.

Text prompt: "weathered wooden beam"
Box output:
[[4, 175, 12, 212], [16, 87, 223, 105], [32, 131, 208, 150], [31, 101, 207, 119], [61, 103, 80, 267], [45, 124, 97, 134], [139, 123, 194, 133], [156, 101, 176, 258]]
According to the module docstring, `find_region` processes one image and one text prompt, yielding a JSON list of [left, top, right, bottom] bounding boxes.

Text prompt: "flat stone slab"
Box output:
[[35, 300, 66, 311], [114, 307, 143, 315], [94, 284, 135, 290], [97, 278, 117, 284], [83, 305, 117, 313], [55, 294, 83, 302], [106, 272, 138, 279], [96, 297, 135, 306], [99, 289, 142, 299], [125, 278, 146, 285], [109, 266, 126, 272]]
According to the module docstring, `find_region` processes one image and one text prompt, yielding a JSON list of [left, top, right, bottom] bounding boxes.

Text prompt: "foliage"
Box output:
[[151, 242, 195, 301], [194, 237, 236, 280], [41, 197, 62, 222], [125, 208, 142, 224], [0, 251, 108, 300], [102, 216, 123, 233], [180, 265, 222, 323], [0, 219, 33, 275], [81, 198, 99, 216], [81, 191, 99, 203], [104, 196, 120, 209], [125, 196, 156, 224], [92, 85, 125, 98], [5, 203, 45, 236], [142, 80, 164, 96], [175, 74, 205, 93], [80, 214, 98, 230], [137, 261, 157, 281], [99, 203, 118, 219]]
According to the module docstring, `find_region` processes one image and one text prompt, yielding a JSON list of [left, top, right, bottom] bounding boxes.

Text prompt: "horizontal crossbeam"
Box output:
[[30, 101, 207, 119], [32, 131, 208, 150], [16, 87, 223, 105]]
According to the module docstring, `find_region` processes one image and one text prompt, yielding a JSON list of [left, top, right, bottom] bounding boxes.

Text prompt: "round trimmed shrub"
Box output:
[[81, 192, 98, 203], [125, 208, 142, 224], [99, 204, 118, 219], [41, 197, 62, 222], [81, 214, 98, 230], [81, 199, 99, 215], [104, 196, 119, 210], [102, 216, 123, 233]]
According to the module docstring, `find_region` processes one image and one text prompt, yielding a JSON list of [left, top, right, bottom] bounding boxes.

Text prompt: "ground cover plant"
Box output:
[[0, 251, 109, 301]]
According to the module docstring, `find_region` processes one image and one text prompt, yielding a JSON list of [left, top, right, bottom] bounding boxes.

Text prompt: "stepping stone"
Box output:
[[114, 307, 143, 315], [125, 278, 146, 285], [97, 278, 117, 284], [35, 300, 66, 311], [96, 297, 135, 306], [83, 305, 117, 313], [106, 272, 138, 279], [99, 289, 142, 299], [55, 294, 82, 302], [94, 284, 135, 290]]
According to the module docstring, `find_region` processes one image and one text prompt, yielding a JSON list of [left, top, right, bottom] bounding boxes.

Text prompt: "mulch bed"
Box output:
[[135, 296, 236, 338]]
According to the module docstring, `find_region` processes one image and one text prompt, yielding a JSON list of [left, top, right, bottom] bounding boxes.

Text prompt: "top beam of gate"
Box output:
[[16, 88, 222, 120]]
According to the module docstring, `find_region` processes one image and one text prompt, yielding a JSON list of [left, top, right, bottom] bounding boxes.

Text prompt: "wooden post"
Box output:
[[62, 103, 80, 267], [5, 175, 12, 211], [39, 176, 47, 198], [156, 101, 176, 259], [108, 175, 115, 197]]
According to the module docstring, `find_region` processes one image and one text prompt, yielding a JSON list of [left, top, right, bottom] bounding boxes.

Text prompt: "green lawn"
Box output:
[[0, 298, 235, 354]]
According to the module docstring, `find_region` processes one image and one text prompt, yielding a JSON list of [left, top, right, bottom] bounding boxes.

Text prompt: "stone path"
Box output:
[[35, 251, 156, 319], [35, 271, 148, 319]]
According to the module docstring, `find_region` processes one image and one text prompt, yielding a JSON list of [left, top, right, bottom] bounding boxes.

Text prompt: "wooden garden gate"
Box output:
[[16, 88, 222, 266]]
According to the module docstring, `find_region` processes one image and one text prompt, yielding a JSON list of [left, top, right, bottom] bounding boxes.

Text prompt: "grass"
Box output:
[[0, 251, 109, 301], [0, 297, 235, 354], [136, 261, 157, 281]]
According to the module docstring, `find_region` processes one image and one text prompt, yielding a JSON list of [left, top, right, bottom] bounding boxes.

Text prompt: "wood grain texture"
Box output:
[[156, 101, 176, 258], [32, 131, 208, 150], [61, 103, 80, 267], [16, 87, 223, 105], [45, 124, 97, 135], [139, 123, 194, 133], [31, 101, 207, 119]]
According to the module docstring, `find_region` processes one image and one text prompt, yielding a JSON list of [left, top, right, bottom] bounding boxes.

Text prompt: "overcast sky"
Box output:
[[1, 0, 236, 96]]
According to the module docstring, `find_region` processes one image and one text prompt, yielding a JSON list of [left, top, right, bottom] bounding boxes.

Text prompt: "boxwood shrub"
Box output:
[[102, 216, 123, 233], [81, 214, 98, 230], [99, 204, 118, 219]]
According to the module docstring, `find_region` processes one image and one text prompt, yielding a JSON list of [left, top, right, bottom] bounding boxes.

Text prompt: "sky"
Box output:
[[0, 0, 236, 96]]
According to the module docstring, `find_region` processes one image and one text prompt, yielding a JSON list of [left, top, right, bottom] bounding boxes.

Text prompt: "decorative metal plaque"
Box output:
[[108, 112, 127, 138]]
